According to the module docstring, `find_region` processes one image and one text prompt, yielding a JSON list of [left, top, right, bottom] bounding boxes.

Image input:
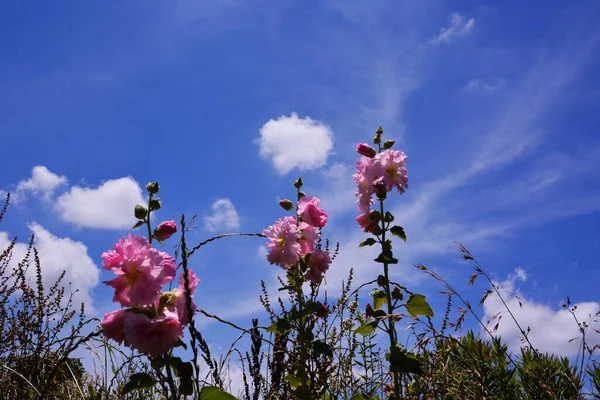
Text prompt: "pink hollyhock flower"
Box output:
[[158, 269, 201, 326], [356, 211, 379, 233], [154, 220, 177, 241], [353, 156, 379, 212], [297, 195, 328, 228], [298, 222, 320, 255], [356, 143, 376, 158], [374, 150, 408, 193], [101, 309, 129, 344], [305, 250, 331, 285], [124, 313, 183, 358], [263, 216, 302, 268], [102, 235, 176, 307]]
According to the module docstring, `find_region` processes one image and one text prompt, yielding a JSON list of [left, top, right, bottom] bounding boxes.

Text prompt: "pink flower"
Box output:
[[298, 223, 320, 255], [158, 270, 201, 326], [263, 216, 301, 268], [154, 220, 177, 241], [124, 313, 183, 358], [353, 156, 378, 212], [297, 195, 328, 228], [305, 250, 331, 285], [102, 235, 176, 307], [356, 211, 379, 233], [356, 143, 376, 158], [374, 150, 408, 194], [101, 309, 128, 344]]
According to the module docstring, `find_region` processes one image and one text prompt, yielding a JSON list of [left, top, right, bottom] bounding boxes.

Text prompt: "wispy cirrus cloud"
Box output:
[[431, 13, 475, 44]]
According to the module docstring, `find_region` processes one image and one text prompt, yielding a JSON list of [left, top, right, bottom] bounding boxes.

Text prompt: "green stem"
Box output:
[[147, 194, 153, 244], [379, 199, 401, 398]]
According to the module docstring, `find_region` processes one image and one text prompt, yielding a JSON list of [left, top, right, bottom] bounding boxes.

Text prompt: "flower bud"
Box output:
[[149, 198, 162, 211], [294, 177, 303, 189], [383, 140, 395, 149], [376, 126, 384, 136], [356, 143, 376, 158], [146, 181, 160, 194], [134, 205, 148, 219], [373, 135, 381, 145], [154, 220, 177, 241], [365, 303, 374, 318], [377, 274, 388, 287], [279, 199, 294, 211], [369, 210, 381, 222], [373, 180, 387, 200]]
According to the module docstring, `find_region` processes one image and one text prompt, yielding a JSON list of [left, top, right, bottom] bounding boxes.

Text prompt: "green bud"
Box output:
[[294, 177, 303, 189], [279, 199, 294, 211], [146, 181, 160, 194], [383, 139, 395, 149], [298, 191, 306, 199], [377, 274, 388, 287], [376, 126, 384, 136], [392, 285, 403, 300], [134, 205, 148, 220], [149, 198, 162, 211], [373, 135, 381, 145], [383, 211, 395, 223]]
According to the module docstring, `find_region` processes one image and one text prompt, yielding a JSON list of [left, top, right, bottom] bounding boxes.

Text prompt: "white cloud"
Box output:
[[55, 177, 145, 229], [464, 78, 505, 93], [482, 270, 600, 357], [257, 112, 334, 175], [0, 223, 100, 312], [431, 13, 475, 44], [10, 166, 67, 203], [257, 245, 268, 259], [204, 198, 241, 232]]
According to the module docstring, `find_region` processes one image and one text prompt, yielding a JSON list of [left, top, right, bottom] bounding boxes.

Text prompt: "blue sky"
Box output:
[[1, 0, 600, 382]]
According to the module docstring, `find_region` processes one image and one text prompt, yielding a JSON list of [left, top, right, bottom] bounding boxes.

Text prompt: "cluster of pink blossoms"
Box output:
[[100, 228, 200, 358], [263, 193, 331, 284], [353, 143, 408, 232]]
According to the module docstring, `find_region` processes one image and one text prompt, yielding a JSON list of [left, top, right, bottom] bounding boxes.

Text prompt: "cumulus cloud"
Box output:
[[482, 269, 600, 357], [0, 223, 100, 311], [204, 198, 241, 232], [55, 177, 145, 229], [431, 13, 475, 44], [257, 112, 334, 175], [9, 166, 67, 203]]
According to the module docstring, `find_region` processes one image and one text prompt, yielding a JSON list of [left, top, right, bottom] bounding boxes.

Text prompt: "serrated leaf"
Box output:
[[359, 238, 377, 247], [405, 294, 434, 318], [390, 225, 407, 241], [199, 386, 237, 399], [285, 374, 301, 388], [388, 348, 422, 374], [371, 290, 387, 310], [266, 318, 290, 334], [355, 321, 378, 336], [313, 340, 333, 358], [122, 372, 156, 394], [132, 220, 145, 229]]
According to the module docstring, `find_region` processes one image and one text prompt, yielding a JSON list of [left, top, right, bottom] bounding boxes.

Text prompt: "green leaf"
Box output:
[[266, 318, 291, 334], [390, 225, 407, 241], [388, 348, 422, 374], [355, 321, 378, 336], [350, 395, 368, 400], [179, 377, 194, 396], [371, 289, 387, 310], [391, 285, 404, 300], [374, 251, 398, 264], [132, 220, 145, 229], [405, 294, 434, 318], [199, 386, 237, 399], [122, 372, 156, 394], [313, 340, 333, 358], [285, 374, 301, 388], [359, 238, 377, 247]]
